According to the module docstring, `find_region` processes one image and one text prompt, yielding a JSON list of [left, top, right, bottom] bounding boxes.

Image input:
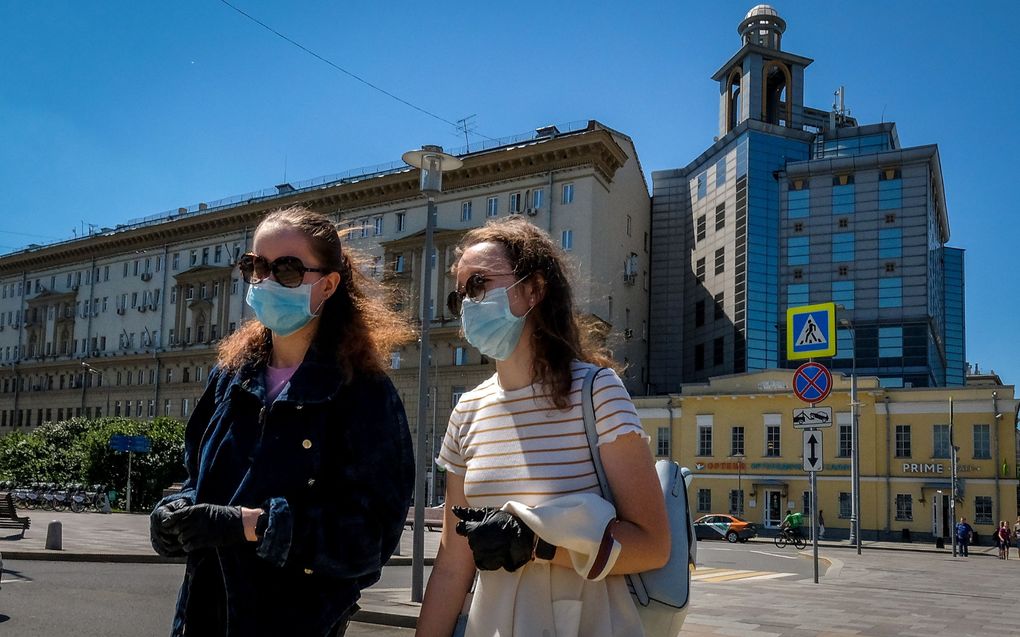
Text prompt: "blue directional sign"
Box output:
[[109, 434, 151, 453], [786, 302, 836, 360]]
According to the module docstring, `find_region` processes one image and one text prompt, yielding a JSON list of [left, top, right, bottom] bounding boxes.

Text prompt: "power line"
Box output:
[[218, 0, 492, 140]]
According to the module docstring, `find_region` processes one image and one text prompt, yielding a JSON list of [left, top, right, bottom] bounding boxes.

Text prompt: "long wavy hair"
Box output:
[[217, 206, 413, 380], [452, 217, 616, 409]]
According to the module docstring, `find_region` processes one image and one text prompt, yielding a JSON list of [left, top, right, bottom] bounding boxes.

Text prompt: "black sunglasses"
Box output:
[[446, 271, 520, 317], [237, 253, 331, 288]]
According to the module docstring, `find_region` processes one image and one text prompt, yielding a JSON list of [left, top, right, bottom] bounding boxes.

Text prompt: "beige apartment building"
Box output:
[[0, 120, 651, 495]]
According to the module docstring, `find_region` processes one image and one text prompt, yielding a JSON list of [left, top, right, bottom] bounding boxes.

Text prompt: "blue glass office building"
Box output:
[[649, 5, 966, 391]]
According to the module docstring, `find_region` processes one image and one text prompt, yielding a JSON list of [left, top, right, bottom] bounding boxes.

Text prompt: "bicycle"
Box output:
[[774, 526, 806, 550]]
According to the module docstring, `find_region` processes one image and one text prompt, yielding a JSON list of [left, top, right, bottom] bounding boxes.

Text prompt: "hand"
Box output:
[[452, 506, 535, 572], [150, 498, 189, 557], [165, 503, 244, 552]]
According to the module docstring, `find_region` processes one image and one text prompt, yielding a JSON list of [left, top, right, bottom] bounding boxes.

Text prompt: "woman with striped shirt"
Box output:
[[417, 217, 669, 637]]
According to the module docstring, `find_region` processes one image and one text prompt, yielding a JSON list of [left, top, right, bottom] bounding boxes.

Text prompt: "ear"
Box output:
[[525, 272, 546, 307], [321, 271, 342, 300]]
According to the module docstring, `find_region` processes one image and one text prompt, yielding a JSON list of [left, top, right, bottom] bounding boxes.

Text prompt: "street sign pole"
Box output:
[[811, 467, 818, 584], [802, 428, 822, 584]]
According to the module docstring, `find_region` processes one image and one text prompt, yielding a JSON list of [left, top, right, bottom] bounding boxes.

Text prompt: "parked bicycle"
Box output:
[[774, 526, 806, 549]]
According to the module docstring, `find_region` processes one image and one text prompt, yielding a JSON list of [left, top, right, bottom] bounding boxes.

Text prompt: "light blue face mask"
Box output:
[[245, 278, 325, 337], [460, 277, 533, 361]]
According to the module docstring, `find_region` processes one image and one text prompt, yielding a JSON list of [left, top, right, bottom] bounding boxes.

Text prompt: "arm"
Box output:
[[416, 473, 476, 637], [597, 431, 670, 574]]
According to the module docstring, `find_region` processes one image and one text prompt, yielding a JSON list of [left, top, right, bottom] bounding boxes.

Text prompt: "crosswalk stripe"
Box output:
[[689, 566, 797, 584], [691, 568, 743, 580], [700, 570, 772, 583], [738, 572, 796, 581]]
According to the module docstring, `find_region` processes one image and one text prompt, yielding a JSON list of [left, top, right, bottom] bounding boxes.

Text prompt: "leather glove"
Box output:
[[453, 506, 535, 572], [150, 498, 189, 557], [165, 503, 245, 553]]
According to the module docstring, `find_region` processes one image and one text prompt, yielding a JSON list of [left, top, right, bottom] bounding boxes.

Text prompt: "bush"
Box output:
[[0, 417, 187, 511]]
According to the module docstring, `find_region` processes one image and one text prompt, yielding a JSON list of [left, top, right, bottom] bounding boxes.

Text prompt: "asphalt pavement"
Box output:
[[2, 508, 1014, 636]]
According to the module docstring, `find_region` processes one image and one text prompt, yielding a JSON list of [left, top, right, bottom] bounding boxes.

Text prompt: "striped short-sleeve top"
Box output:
[[437, 361, 649, 508]]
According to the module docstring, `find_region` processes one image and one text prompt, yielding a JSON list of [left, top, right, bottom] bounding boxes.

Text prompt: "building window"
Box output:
[[715, 157, 727, 187], [697, 418, 713, 456], [787, 284, 809, 306], [838, 421, 852, 457], [932, 424, 950, 459], [832, 181, 855, 214], [895, 494, 912, 521], [694, 343, 705, 371], [832, 232, 855, 262], [787, 236, 809, 265], [390, 352, 401, 369], [657, 426, 671, 457], [460, 201, 472, 222], [788, 187, 810, 218], [837, 217, 849, 229], [714, 293, 724, 320], [878, 278, 902, 308], [973, 424, 990, 459], [879, 326, 903, 357], [895, 425, 911, 458], [792, 268, 803, 280], [885, 262, 897, 273], [532, 189, 543, 210], [561, 183, 574, 204], [839, 492, 851, 519], [714, 247, 725, 275], [974, 496, 993, 525], [696, 215, 706, 242], [696, 173, 707, 199], [765, 424, 780, 457], [713, 336, 725, 366], [695, 301, 705, 327], [793, 222, 804, 233], [696, 258, 706, 282], [832, 280, 854, 309], [486, 196, 498, 217], [697, 489, 711, 513], [373, 216, 384, 236], [561, 230, 573, 251], [731, 426, 744, 456], [885, 213, 896, 224], [394, 254, 405, 273], [878, 228, 902, 259], [396, 212, 406, 232], [454, 347, 467, 366], [878, 168, 902, 210], [509, 192, 521, 213], [451, 386, 465, 409], [838, 265, 849, 277], [730, 490, 745, 517]]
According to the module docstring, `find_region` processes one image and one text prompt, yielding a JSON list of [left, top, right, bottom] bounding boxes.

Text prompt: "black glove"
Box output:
[[164, 503, 245, 553], [150, 498, 190, 557], [453, 506, 535, 572]]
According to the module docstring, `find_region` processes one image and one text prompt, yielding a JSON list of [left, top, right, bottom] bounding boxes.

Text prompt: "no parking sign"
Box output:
[[792, 362, 832, 404]]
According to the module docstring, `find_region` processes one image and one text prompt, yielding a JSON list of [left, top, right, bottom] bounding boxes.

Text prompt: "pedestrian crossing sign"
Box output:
[[786, 302, 836, 360]]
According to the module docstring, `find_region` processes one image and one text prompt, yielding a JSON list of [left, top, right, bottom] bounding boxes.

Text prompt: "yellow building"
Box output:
[[635, 369, 1019, 542]]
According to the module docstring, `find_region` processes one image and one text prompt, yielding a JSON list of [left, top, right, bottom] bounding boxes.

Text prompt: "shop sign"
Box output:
[[902, 463, 944, 473]]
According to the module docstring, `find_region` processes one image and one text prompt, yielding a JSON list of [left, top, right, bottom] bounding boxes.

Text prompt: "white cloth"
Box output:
[[463, 494, 644, 637]]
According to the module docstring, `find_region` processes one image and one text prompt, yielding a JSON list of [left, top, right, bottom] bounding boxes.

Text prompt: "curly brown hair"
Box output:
[[217, 206, 414, 380], [451, 216, 616, 409]]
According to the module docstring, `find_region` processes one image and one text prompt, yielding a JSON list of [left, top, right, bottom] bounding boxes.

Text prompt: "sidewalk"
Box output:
[[1, 510, 1005, 630]]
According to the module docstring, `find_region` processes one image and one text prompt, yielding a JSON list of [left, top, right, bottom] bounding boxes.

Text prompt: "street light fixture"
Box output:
[[401, 145, 462, 604], [81, 361, 109, 418], [837, 306, 862, 555]]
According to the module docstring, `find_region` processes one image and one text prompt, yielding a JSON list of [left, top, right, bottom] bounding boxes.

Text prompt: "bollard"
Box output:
[[45, 520, 63, 550]]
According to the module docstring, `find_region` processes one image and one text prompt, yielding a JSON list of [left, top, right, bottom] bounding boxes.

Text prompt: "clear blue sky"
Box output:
[[1, 1, 1017, 387]]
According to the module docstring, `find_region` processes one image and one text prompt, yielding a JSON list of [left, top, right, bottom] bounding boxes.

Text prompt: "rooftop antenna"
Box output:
[[456, 114, 477, 151]]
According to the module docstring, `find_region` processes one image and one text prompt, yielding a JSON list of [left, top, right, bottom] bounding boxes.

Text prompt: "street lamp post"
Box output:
[[731, 454, 745, 517], [401, 145, 462, 604], [838, 311, 862, 555], [81, 361, 108, 418]]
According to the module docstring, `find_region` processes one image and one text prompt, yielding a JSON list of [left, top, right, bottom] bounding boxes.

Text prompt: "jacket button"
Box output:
[[296, 403, 304, 410], [307, 478, 316, 487], [303, 568, 314, 575], [302, 439, 312, 449]]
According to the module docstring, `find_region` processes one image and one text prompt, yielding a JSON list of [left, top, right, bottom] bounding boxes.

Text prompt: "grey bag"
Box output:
[[581, 367, 697, 637]]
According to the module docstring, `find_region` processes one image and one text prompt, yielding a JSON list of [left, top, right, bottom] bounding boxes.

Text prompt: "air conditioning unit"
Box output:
[[91, 350, 100, 357], [140, 272, 153, 281], [623, 328, 634, 339], [525, 208, 538, 217], [148, 303, 158, 311], [138, 306, 147, 313], [116, 307, 126, 315]]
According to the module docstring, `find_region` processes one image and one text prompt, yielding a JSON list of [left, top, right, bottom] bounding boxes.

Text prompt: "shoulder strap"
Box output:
[[581, 366, 613, 506]]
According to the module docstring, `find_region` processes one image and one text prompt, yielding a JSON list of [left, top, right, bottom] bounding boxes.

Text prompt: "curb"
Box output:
[[353, 609, 417, 629], [1, 551, 185, 564]]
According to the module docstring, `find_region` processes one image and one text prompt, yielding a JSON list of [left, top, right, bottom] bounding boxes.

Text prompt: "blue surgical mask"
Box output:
[[460, 277, 532, 361], [245, 278, 325, 337]]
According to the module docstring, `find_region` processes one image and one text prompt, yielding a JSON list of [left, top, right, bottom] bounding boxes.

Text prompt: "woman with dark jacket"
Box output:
[[150, 206, 415, 636]]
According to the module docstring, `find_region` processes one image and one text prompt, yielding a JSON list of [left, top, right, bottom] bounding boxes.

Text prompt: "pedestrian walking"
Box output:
[[149, 207, 416, 637], [415, 218, 669, 637], [818, 509, 825, 540], [1013, 517, 1020, 559], [955, 516, 973, 557]]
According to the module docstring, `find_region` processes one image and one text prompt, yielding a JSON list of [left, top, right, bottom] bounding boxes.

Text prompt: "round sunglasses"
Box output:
[[237, 253, 331, 288], [446, 271, 521, 316]]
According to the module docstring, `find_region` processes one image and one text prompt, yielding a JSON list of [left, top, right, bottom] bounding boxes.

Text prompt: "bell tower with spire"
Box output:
[[712, 5, 813, 137]]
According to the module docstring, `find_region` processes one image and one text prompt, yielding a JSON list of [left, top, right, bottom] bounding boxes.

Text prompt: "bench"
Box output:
[[405, 505, 445, 532], [0, 492, 31, 538]]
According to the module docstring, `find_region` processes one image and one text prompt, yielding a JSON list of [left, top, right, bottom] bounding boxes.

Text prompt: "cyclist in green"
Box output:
[[780, 509, 804, 540]]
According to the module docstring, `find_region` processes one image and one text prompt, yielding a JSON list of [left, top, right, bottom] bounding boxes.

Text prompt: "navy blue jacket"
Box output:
[[158, 348, 415, 636]]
